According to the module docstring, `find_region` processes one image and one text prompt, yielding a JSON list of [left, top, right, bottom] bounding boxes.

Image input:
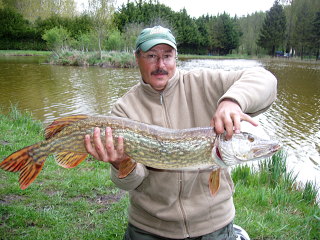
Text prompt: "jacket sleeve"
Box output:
[[205, 67, 277, 116], [110, 163, 149, 191], [109, 102, 150, 191]]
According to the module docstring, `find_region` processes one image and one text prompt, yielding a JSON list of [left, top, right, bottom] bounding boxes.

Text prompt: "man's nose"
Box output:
[[156, 56, 166, 67]]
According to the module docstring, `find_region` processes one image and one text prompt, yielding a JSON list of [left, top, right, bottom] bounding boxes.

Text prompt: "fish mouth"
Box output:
[[251, 143, 282, 159]]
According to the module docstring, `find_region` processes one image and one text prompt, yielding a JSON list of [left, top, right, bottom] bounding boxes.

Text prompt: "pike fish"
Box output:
[[0, 115, 281, 194]]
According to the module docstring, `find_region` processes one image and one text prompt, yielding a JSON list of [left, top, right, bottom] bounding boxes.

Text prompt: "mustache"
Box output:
[[151, 69, 168, 75]]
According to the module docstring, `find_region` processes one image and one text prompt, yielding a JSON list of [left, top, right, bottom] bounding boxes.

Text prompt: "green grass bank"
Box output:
[[0, 108, 319, 239]]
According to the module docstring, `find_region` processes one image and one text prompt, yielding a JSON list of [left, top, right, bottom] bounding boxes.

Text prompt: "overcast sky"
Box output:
[[77, 0, 276, 17]]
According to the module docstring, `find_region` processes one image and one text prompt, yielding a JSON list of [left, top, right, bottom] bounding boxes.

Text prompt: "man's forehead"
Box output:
[[148, 45, 175, 53]]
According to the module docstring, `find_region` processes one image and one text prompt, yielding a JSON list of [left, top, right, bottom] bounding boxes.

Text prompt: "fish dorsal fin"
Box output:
[[45, 115, 89, 140], [54, 152, 88, 168]]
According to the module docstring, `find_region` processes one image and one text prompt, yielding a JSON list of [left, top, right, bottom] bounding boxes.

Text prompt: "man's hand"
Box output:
[[84, 127, 128, 169], [211, 99, 258, 139]]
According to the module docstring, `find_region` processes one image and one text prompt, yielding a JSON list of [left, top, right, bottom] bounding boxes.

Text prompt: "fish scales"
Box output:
[[33, 116, 217, 169]]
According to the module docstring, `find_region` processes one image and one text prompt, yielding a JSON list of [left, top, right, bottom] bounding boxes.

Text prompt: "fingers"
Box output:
[[84, 127, 125, 164], [105, 127, 115, 161], [241, 113, 259, 127], [212, 100, 259, 139], [84, 127, 106, 160], [213, 114, 237, 140]]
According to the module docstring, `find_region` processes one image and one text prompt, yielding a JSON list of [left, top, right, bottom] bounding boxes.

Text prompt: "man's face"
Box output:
[[136, 44, 177, 91]]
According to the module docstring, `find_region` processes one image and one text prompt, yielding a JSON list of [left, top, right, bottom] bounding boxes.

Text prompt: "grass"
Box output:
[[0, 107, 319, 239], [0, 50, 52, 56]]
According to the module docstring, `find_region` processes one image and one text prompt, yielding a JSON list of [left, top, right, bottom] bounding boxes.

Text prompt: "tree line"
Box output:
[[0, 0, 319, 58]]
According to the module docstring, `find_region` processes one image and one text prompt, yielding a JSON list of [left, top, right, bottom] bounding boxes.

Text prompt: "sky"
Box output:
[[77, 0, 276, 18]]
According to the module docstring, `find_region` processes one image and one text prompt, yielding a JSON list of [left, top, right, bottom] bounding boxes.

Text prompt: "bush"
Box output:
[[42, 27, 71, 51]]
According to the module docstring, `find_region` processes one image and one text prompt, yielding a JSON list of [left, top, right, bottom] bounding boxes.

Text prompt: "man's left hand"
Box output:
[[211, 99, 258, 139]]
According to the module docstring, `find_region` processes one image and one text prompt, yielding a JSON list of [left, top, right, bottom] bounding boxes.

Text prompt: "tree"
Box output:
[[42, 26, 71, 51], [86, 0, 116, 59], [0, 7, 41, 50], [172, 8, 202, 53], [238, 12, 265, 55], [207, 13, 241, 55], [312, 12, 320, 60], [257, 1, 287, 56], [288, 0, 320, 59], [2, 0, 77, 22], [105, 29, 124, 51]]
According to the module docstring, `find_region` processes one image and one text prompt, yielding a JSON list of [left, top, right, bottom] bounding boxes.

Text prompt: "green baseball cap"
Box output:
[[136, 26, 177, 52]]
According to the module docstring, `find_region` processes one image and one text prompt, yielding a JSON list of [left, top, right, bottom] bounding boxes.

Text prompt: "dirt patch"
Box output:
[[68, 189, 127, 206], [94, 190, 126, 205], [0, 140, 10, 146], [0, 194, 25, 205]]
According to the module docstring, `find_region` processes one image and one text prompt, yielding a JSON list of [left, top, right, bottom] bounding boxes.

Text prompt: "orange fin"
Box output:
[[118, 157, 137, 179], [209, 169, 221, 196], [55, 152, 88, 168], [0, 144, 46, 189], [0, 145, 34, 172], [19, 160, 45, 190], [45, 115, 89, 140]]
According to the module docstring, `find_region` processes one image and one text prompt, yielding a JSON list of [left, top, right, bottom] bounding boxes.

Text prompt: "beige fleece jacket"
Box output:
[[110, 67, 277, 238]]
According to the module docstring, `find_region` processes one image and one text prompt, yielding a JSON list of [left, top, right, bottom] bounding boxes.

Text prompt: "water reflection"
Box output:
[[0, 56, 319, 185]]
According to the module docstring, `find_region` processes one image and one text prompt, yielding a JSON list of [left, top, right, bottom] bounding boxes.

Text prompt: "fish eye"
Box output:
[[247, 136, 255, 142]]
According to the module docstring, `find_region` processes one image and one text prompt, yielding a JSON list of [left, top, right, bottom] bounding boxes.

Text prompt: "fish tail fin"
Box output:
[[0, 143, 46, 189], [45, 115, 89, 140], [209, 168, 221, 196]]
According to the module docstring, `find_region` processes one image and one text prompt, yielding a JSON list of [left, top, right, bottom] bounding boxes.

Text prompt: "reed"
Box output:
[[46, 50, 136, 68]]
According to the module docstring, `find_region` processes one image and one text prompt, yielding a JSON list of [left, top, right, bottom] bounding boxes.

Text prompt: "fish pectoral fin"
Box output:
[[45, 115, 89, 140], [55, 152, 88, 168], [118, 156, 137, 179], [209, 169, 221, 196]]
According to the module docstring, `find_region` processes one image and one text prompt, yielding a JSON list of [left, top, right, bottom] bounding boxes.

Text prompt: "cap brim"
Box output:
[[139, 39, 177, 52]]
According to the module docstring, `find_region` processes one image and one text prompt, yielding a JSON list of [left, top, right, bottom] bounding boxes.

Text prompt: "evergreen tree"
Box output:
[[289, 0, 320, 59], [312, 12, 320, 59], [207, 13, 240, 55], [257, 1, 287, 56]]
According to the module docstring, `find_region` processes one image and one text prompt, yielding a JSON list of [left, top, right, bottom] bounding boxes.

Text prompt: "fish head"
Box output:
[[213, 132, 282, 166]]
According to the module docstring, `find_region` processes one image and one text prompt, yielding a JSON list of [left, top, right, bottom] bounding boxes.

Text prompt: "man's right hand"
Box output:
[[84, 127, 128, 170]]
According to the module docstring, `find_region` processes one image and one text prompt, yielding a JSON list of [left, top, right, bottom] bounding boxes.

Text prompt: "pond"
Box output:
[[0, 56, 319, 186]]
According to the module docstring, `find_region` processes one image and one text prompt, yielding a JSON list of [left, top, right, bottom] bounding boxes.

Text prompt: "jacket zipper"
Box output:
[[159, 92, 163, 105], [178, 172, 190, 237]]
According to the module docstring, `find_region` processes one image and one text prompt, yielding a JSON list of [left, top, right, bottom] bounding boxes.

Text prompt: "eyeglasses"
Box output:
[[140, 53, 177, 65]]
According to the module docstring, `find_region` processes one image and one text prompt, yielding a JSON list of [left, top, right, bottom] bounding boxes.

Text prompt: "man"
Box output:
[[85, 26, 277, 239]]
